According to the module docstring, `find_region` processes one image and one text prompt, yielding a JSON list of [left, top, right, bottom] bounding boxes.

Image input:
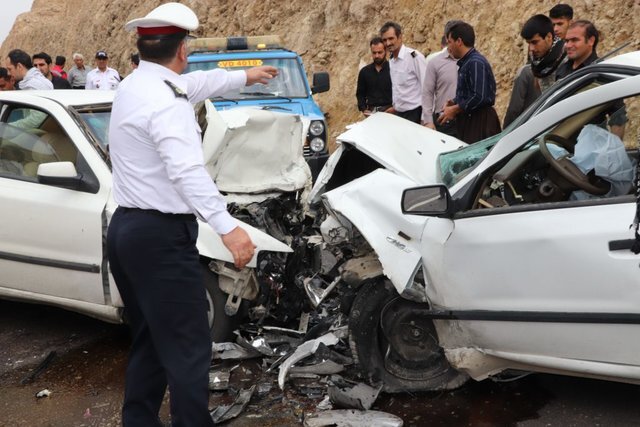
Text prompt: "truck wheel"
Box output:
[[349, 279, 468, 392], [201, 263, 238, 343]]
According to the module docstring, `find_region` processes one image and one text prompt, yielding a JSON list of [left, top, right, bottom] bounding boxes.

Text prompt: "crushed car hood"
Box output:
[[335, 113, 465, 183], [202, 102, 312, 197]]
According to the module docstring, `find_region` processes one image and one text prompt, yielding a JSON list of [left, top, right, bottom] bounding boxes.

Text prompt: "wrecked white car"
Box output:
[[308, 51, 640, 391], [0, 90, 301, 343]]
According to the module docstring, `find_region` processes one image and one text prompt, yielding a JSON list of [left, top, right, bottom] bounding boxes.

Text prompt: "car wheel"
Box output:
[[349, 279, 468, 392], [201, 263, 238, 343]]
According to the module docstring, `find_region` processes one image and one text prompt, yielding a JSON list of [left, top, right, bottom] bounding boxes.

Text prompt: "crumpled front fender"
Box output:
[[322, 169, 427, 295], [196, 219, 292, 268]]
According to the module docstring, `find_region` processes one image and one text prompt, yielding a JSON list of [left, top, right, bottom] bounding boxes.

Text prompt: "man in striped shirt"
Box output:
[[438, 21, 501, 144]]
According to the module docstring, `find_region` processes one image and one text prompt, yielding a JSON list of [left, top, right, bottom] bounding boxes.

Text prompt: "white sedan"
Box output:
[[0, 90, 295, 342], [311, 51, 640, 391]]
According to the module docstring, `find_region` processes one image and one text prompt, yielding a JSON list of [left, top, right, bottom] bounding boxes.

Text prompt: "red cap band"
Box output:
[[137, 26, 186, 36]]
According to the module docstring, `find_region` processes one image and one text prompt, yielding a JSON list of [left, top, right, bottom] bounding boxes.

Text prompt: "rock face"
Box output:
[[2, 0, 639, 142]]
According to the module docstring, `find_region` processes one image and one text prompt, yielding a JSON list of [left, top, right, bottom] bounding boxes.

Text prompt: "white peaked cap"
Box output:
[[125, 2, 199, 32]]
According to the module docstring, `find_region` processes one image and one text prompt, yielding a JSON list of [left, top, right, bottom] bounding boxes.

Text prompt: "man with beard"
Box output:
[[504, 14, 566, 127], [439, 21, 500, 144], [356, 37, 392, 117]]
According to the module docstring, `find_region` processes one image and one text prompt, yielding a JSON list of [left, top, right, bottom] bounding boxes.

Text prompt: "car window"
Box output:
[[439, 71, 639, 188], [0, 106, 78, 180], [185, 57, 308, 99], [467, 92, 639, 212]]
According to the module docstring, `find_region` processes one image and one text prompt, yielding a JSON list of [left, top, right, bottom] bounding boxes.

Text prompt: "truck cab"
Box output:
[[186, 35, 330, 180]]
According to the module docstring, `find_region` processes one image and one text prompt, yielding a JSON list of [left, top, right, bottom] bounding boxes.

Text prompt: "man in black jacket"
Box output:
[[356, 37, 392, 117]]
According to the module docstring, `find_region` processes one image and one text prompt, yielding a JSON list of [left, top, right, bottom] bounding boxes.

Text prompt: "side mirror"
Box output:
[[311, 72, 330, 94], [401, 185, 452, 216], [37, 161, 82, 190]]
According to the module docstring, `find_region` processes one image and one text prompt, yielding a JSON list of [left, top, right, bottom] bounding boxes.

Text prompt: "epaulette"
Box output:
[[410, 51, 416, 58], [164, 80, 188, 100]]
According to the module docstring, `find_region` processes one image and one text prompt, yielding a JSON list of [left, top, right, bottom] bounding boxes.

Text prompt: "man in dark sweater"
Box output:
[[356, 37, 392, 117], [439, 21, 500, 144], [32, 52, 71, 89]]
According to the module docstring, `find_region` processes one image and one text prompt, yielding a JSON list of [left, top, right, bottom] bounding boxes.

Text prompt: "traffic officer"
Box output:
[[107, 3, 277, 426], [85, 50, 121, 90]]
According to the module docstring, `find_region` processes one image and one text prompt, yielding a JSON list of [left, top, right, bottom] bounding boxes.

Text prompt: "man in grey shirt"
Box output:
[[67, 52, 92, 89], [5, 49, 53, 90], [422, 21, 460, 137]]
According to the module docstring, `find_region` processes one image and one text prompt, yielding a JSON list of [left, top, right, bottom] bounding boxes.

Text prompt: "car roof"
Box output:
[[0, 89, 114, 108], [601, 50, 640, 68]]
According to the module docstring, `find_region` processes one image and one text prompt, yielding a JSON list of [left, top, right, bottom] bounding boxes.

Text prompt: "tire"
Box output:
[[349, 279, 468, 392], [201, 263, 238, 343]]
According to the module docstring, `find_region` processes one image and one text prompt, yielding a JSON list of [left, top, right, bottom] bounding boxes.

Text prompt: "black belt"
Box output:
[[72, 86, 85, 89], [118, 206, 196, 221]]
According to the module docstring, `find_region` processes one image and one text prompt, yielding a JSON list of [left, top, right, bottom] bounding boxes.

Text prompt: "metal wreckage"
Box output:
[[198, 103, 465, 424]]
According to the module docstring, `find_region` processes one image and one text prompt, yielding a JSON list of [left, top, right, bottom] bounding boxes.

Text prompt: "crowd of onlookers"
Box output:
[[1, 49, 140, 91], [356, 4, 617, 144]]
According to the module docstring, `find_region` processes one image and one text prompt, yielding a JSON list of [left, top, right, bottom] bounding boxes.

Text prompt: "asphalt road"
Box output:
[[2, 299, 640, 426]]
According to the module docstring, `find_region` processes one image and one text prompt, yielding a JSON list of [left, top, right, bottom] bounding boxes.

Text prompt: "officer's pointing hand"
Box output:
[[245, 66, 278, 85], [221, 226, 257, 269]]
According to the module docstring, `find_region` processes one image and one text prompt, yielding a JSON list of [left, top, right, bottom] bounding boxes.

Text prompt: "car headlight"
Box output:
[[309, 137, 325, 153], [309, 120, 324, 136]]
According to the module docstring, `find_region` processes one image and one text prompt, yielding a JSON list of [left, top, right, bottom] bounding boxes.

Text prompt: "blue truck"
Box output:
[[186, 36, 330, 180]]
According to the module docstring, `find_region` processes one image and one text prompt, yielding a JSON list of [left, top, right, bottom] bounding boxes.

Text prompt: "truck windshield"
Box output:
[[185, 57, 308, 99]]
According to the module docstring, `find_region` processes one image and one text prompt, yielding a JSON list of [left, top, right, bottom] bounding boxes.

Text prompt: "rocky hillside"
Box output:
[[2, 0, 639, 143]]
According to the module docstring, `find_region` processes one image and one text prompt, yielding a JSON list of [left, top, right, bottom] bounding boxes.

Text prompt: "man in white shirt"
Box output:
[[108, 3, 277, 426], [5, 49, 53, 90], [380, 21, 427, 124], [85, 50, 120, 90], [422, 20, 460, 137]]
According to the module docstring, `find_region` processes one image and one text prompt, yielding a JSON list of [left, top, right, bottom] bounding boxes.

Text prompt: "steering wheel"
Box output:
[[538, 134, 610, 195]]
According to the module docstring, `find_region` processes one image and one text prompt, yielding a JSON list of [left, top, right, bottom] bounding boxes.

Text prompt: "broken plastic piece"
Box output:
[[289, 359, 345, 376], [212, 342, 261, 360], [304, 409, 404, 427], [278, 332, 339, 389], [209, 260, 259, 315], [304, 276, 341, 307], [316, 395, 333, 411], [35, 389, 52, 398], [208, 364, 238, 391], [328, 380, 382, 410], [210, 385, 256, 424]]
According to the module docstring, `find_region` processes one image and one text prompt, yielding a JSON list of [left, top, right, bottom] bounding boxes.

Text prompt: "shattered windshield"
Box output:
[[185, 57, 308, 100], [439, 132, 502, 187]]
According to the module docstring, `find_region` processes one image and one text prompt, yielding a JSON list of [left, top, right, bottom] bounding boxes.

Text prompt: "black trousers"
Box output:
[[396, 106, 422, 124], [107, 207, 213, 427]]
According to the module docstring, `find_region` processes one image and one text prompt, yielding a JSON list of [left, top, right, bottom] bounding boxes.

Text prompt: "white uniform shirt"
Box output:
[[109, 60, 246, 235], [389, 45, 427, 112], [19, 67, 53, 90], [85, 67, 121, 90]]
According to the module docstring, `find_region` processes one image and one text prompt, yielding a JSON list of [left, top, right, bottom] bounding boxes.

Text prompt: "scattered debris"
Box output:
[[208, 364, 239, 391], [257, 382, 272, 395], [304, 276, 341, 307], [21, 351, 56, 385], [328, 376, 382, 410], [83, 408, 92, 419], [212, 342, 261, 360], [278, 332, 340, 390], [289, 359, 345, 376], [316, 395, 333, 411], [304, 409, 404, 427], [35, 389, 52, 398], [210, 385, 256, 424]]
